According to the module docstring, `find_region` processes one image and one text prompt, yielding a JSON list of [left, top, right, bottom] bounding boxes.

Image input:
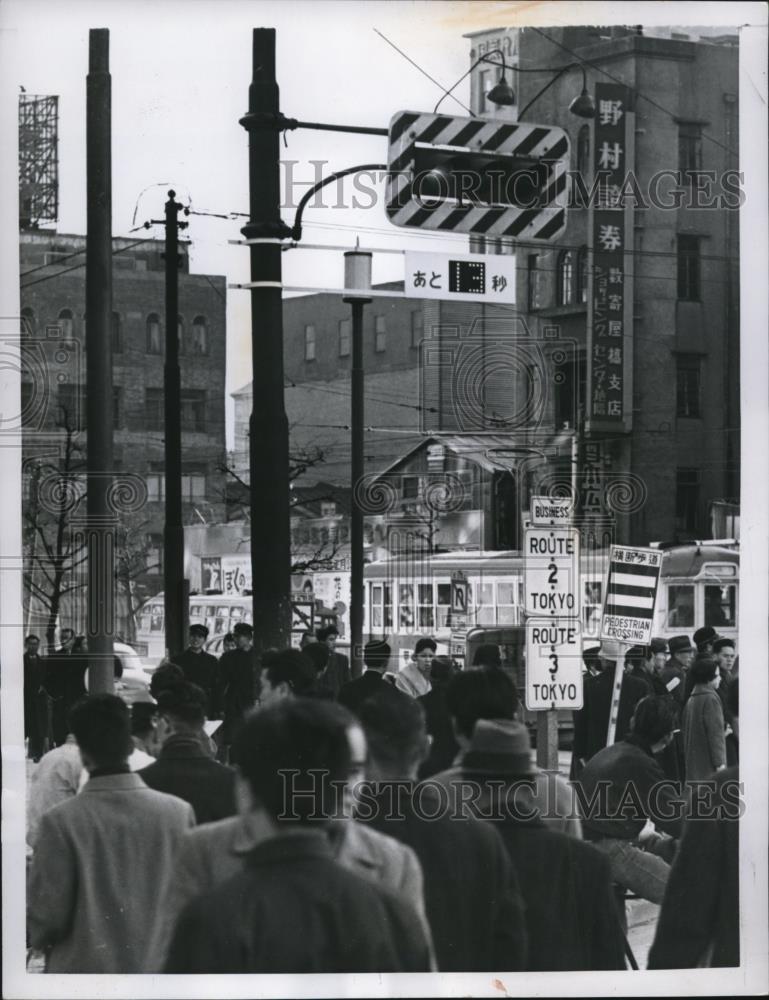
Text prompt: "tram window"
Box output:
[[230, 606, 244, 621], [704, 585, 736, 628], [384, 585, 392, 628], [585, 581, 602, 606], [190, 604, 202, 618], [205, 605, 216, 618], [371, 585, 383, 628], [477, 582, 494, 625], [437, 583, 451, 627], [399, 584, 415, 628], [583, 581, 602, 638], [497, 582, 517, 624], [149, 607, 163, 632], [245, 610, 253, 625], [418, 584, 434, 628], [667, 585, 695, 628]]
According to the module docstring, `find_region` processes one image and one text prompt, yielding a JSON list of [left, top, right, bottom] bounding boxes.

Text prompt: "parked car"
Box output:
[[84, 641, 154, 705]]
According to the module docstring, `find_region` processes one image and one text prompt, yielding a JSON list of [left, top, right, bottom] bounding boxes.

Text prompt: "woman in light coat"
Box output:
[[683, 654, 726, 782]]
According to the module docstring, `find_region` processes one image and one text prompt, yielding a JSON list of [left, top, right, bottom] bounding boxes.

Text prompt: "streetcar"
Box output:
[[362, 541, 739, 670]]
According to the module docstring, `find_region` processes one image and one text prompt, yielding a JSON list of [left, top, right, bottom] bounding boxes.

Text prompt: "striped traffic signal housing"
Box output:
[[386, 110, 570, 241]]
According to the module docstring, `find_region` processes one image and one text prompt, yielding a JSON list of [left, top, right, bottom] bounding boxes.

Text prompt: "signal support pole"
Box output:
[[163, 191, 188, 658], [85, 28, 114, 692], [343, 248, 372, 678], [239, 28, 293, 653]]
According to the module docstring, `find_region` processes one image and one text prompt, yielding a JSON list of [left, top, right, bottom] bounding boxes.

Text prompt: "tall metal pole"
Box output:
[[85, 28, 114, 692], [344, 249, 372, 678], [163, 191, 186, 658], [240, 29, 292, 653]]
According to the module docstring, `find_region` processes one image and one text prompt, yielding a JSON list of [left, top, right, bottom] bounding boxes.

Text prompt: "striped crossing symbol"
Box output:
[[600, 546, 663, 646], [386, 110, 569, 240]]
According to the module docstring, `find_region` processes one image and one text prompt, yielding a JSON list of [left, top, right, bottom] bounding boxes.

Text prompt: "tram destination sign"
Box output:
[[523, 525, 580, 618], [525, 617, 583, 710], [600, 545, 662, 645]]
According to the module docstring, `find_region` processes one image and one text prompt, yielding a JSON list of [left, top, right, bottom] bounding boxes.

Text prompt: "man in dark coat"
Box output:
[[315, 624, 352, 696], [625, 644, 669, 698], [648, 765, 740, 968], [578, 696, 685, 904], [572, 640, 649, 766], [338, 639, 400, 715], [24, 634, 50, 760], [417, 655, 459, 779], [45, 632, 87, 747], [355, 689, 528, 973], [164, 699, 430, 974], [214, 621, 257, 754], [461, 718, 626, 971], [138, 682, 236, 824], [661, 634, 694, 708], [172, 624, 218, 713]]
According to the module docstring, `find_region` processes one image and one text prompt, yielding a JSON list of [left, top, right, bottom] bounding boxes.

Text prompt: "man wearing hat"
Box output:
[[214, 622, 257, 755], [338, 639, 399, 716], [572, 639, 648, 766], [461, 719, 625, 971], [173, 624, 218, 713], [661, 635, 694, 708], [624, 645, 668, 698], [693, 626, 719, 655]]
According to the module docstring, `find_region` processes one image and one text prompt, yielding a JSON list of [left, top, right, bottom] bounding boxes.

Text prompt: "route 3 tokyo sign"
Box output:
[[600, 545, 662, 644], [525, 618, 583, 710], [386, 110, 569, 240]]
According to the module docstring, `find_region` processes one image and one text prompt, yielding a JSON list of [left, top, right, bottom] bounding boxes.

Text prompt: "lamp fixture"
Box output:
[[568, 67, 596, 118]]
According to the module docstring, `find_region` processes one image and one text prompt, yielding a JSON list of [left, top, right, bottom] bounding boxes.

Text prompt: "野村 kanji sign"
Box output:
[[405, 250, 516, 304], [600, 545, 662, 645], [587, 82, 634, 429]]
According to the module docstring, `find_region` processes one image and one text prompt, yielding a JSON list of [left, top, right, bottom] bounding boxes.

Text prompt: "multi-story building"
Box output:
[[20, 229, 227, 636]]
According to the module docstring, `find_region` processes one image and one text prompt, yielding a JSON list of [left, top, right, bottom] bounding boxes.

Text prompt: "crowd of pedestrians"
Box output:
[[24, 620, 740, 975]]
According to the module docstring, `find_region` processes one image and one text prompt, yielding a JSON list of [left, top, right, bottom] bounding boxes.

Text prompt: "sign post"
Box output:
[[523, 509, 582, 771]]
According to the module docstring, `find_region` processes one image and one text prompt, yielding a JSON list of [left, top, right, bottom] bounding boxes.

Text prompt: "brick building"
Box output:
[[20, 229, 227, 636]]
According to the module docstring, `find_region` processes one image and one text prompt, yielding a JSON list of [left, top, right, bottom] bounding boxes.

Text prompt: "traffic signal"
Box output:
[[412, 146, 554, 210]]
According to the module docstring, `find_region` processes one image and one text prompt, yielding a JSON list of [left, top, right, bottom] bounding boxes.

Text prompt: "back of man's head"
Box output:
[[131, 701, 159, 739], [233, 699, 355, 824], [625, 645, 649, 669], [263, 648, 318, 696], [358, 689, 426, 778], [150, 663, 185, 701], [630, 695, 676, 746], [445, 667, 520, 740], [301, 641, 330, 676], [156, 681, 207, 731], [363, 639, 391, 672], [70, 694, 132, 768]]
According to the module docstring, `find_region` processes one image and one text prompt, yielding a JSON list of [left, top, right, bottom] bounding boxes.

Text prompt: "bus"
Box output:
[[135, 592, 340, 666], [362, 542, 739, 671]]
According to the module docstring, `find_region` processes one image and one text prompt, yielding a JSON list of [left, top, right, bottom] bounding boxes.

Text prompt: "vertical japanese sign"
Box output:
[[588, 83, 634, 430]]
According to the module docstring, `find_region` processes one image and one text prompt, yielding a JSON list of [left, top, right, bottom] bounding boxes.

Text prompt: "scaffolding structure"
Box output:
[[19, 93, 59, 228]]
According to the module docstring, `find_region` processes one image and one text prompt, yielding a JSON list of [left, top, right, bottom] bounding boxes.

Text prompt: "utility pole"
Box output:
[[343, 247, 372, 678], [85, 28, 114, 692], [163, 191, 188, 657], [239, 28, 293, 652]]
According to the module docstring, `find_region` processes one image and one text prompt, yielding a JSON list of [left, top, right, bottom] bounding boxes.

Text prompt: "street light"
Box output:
[[568, 67, 597, 119]]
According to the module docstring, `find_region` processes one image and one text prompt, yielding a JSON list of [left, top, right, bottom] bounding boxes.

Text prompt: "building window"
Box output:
[[320, 501, 337, 517], [677, 235, 700, 301], [527, 255, 542, 311], [58, 309, 73, 339], [675, 468, 700, 535], [478, 68, 493, 114], [21, 307, 35, 339], [111, 312, 122, 353], [557, 250, 575, 305], [145, 388, 164, 430], [676, 354, 702, 418], [410, 310, 424, 348], [147, 475, 165, 502], [146, 313, 162, 354], [57, 383, 85, 431], [577, 123, 590, 178], [678, 122, 703, 186], [554, 356, 586, 431], [402, 475, 420, 501], [375, 315, 386, 353], [191, 316, 208, 355], [576, 247, 588, 304], [181, 471, 206, 500], [338, 319, 351, 357], [112, 386, 122, 429], [305, 324, 316, 361], [180, 390, 206, 432]]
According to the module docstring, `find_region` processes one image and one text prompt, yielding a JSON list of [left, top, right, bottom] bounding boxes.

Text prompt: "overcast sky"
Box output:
[[1, 0, 762, 447]]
